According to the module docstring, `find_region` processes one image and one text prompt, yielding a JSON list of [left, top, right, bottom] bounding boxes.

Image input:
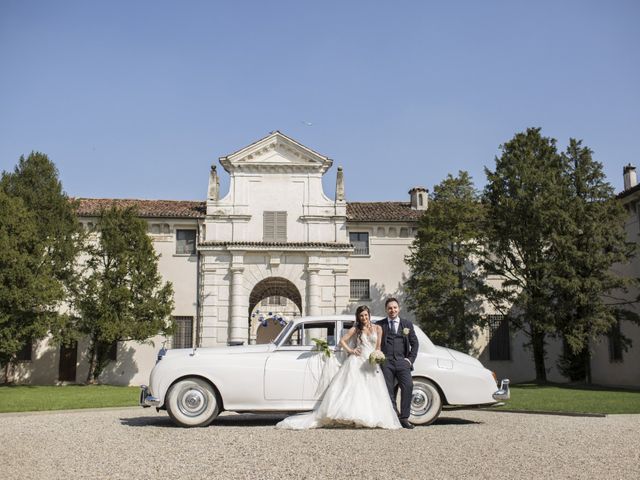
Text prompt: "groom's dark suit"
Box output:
[[376, 317, 419, 421]]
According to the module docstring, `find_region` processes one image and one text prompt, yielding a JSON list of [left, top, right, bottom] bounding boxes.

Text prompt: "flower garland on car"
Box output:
[[312, 338, 332, 358]]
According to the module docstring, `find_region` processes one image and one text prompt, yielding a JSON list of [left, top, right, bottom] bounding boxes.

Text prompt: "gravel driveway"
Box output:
[[1, 408, 638, 479]]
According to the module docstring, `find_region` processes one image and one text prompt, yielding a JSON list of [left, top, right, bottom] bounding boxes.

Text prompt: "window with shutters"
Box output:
[[263, 211, 287, 242], [488, 315, 511, 361], [173, 316, 193, 349], [350, 279, 370, 300]]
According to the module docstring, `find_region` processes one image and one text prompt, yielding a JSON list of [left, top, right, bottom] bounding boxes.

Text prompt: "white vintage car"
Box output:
[[140, 315, 510, 427]]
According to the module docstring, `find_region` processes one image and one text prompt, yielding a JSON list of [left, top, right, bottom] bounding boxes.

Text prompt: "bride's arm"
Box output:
[[339, 327, 360, 355], [375, 325, 382, 350]]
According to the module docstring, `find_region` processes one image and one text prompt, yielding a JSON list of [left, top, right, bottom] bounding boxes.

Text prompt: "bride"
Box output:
[[276, 305, 401, 430]]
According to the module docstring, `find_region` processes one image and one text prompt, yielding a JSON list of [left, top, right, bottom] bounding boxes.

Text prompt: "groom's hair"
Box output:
[[385, 297, 399, 307]]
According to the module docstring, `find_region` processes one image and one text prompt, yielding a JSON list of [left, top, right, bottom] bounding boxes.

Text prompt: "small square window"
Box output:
[[176, 229, 197, 254], [173, 316, 193, 349], [349, 232, 369, 255], [15, 339, 32, 361], [97, 341, 118, 362], [350, 279, 370, 300]]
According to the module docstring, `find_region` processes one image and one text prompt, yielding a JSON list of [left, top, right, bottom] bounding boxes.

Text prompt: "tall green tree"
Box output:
[[405, 172, 486, 352], [75, 206, 174, 383], [553, 139, 638, 382], [483, 128, 569, 382], [0, 152, 83, 378], [0, 192, 61, 381]]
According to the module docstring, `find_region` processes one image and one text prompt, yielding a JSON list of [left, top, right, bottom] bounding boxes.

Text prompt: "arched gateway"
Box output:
[[249, 277, 302, 344]]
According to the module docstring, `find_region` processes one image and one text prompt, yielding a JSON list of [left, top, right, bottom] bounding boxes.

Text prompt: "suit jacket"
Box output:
[[376, 317, 419, 367]]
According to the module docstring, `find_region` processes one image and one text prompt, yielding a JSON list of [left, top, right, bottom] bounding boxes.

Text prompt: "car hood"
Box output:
[[163, 344, 274, 358]]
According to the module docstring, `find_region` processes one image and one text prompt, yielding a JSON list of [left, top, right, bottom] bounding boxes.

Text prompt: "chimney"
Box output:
[[409, 187, 428, 210], [624, 164, 637, 190]]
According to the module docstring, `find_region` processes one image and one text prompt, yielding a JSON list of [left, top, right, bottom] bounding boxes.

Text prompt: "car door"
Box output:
[[263, 321, 337, 405]]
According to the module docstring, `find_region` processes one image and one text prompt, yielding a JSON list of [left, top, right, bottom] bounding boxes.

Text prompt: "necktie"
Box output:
[[391, 320, 397, 334]]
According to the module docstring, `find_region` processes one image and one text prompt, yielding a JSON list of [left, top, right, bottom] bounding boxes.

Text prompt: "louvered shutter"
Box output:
[[264, 212, 275, 241], [275, 211, 287, 242]]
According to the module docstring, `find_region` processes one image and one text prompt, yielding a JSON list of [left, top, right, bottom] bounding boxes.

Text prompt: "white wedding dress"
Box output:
[[276, 331, 401, 430]]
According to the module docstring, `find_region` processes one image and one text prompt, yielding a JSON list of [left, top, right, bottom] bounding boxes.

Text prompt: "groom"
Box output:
[[376, 297, 419, 429]]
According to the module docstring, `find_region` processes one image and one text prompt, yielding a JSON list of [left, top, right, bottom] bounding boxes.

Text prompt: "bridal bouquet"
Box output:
[[368, 350, 386, 366]]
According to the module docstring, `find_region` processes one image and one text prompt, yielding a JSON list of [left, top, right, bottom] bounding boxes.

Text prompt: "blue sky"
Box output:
[[1, 0, 638, 201]]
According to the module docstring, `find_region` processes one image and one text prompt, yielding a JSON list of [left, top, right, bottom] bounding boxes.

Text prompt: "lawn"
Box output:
[[489, 383, 640, 415], [1, 383, 640, 415], [0, 385, 139, 413]]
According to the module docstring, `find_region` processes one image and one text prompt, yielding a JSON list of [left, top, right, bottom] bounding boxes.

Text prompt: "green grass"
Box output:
[[0, 385, 139, 413], [2, 383, 640, 415], [490, 383, 640, 415]]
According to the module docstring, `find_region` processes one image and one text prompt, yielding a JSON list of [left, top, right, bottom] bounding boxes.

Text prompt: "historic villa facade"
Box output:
[[6, 132, 640, 387]]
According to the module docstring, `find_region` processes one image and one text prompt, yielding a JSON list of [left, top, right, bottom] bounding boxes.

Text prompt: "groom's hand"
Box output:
[[404, 358, 412, 366]]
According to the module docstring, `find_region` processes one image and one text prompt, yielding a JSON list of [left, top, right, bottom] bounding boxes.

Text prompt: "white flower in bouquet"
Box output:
[[368, 350, 386, 366]]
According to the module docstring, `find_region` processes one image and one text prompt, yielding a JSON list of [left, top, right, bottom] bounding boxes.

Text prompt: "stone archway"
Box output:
[[248, 277, 302, 344]]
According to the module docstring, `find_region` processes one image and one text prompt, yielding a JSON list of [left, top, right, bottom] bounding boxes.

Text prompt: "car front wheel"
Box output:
[[166, 377, 220, 427], [407, 378, 442, 425]]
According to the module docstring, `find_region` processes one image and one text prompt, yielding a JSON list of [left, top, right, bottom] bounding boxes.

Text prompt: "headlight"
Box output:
[[491, 371, 498, 383]]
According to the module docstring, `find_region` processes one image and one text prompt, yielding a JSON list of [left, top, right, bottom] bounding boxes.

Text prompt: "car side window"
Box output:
[[281, 322, 336, 347]]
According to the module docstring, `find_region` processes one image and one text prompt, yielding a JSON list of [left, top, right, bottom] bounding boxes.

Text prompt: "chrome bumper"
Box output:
[[140, 385, 161, 407], [492, 379, 510, 401]]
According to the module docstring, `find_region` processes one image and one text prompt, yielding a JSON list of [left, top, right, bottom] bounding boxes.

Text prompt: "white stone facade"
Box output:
[[5, 133, 639, 388]]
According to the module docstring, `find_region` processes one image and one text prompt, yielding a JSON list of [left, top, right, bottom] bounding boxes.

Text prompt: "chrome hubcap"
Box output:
[[178, 387, 208, 417], [411, 387, 432, 416]]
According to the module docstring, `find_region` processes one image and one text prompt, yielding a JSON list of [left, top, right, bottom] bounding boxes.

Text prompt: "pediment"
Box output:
[[219, 131, 333, 174]]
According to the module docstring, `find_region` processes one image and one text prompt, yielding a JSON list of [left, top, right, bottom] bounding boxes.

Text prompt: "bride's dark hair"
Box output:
[[354, 305, 371, 344]]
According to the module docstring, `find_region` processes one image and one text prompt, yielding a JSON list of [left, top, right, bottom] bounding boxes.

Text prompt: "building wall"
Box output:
[[347, 223, 416, 319]]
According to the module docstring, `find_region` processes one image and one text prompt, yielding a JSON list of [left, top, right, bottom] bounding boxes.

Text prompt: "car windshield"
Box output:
[[273, 321, 294, 345]]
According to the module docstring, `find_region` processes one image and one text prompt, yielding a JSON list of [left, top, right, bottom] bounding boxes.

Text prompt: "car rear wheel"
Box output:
[[406, 378, 442, 425], [166, 378, 220, 427]]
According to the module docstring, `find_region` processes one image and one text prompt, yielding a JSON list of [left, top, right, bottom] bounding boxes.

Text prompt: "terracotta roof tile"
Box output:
[[346, 202, 424, 222], [75, 198, 206, 218], [200, 241, 352, 249], [75, 198, 423, 222]]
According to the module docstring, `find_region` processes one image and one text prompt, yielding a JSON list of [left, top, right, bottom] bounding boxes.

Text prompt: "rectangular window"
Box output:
[[176, 229, 197, 255], [349, 279, 370, 300], [263, 211, 287, 242], [173, 316, 193, 349], [349, 232, 369, 255], [15, 339, 32, 361], [488, 315, 511, 361], [608, 319, 624, 362]]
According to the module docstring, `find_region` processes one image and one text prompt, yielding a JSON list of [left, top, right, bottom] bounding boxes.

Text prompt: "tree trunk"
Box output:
[[86, 338, 97, 384], [531, 329, 547, 383], [584, 347, 592, 385]]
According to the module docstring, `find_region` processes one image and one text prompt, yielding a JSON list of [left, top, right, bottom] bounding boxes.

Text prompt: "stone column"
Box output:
[[307, 267, 321, 316], [229, 263, 246, 343]]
